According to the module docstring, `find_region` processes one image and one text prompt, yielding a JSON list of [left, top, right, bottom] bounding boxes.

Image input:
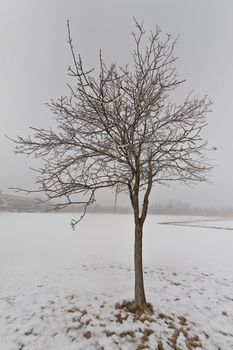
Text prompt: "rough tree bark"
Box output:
[[134, 220, 146, 306], [131, 165, 152, 307]]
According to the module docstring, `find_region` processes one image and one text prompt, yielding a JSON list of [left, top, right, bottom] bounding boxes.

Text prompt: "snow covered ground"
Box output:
[[0, 213, 233, 349]]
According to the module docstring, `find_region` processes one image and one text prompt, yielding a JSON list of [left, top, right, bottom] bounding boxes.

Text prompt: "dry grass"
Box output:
[[115, 300, 154, 318], [83, 331, 91, 339]]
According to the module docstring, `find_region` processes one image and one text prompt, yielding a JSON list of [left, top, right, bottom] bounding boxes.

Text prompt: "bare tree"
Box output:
[[13, 20, 212, 309]]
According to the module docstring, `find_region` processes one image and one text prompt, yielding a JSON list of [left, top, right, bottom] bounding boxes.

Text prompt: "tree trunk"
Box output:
[[134, 221, 146, 306]]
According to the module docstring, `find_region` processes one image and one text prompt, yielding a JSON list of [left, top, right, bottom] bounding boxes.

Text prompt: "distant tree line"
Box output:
[[60, 200, 233, 217], [1, 193, 232, 217]]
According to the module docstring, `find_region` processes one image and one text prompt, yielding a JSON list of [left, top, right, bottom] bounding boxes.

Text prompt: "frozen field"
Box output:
[[0, 213, 233, 349]]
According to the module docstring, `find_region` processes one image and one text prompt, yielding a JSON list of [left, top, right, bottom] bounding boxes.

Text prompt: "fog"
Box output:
[[1, 0, 233, 209]]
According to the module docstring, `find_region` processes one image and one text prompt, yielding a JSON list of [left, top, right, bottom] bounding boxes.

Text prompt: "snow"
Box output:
[[0, 213, 233, 349]]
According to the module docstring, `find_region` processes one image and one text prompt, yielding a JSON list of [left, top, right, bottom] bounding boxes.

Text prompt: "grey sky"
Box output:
[[1, 0, 233, 208]]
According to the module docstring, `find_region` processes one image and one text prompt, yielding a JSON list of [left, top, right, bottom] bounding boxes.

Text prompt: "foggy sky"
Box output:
[[1, 0, 233, 208]]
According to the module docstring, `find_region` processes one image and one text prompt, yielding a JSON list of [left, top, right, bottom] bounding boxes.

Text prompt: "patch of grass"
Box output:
[[186, 335, 201, 349], [169, 327, 202, 350], [119, 330, 135, 338], [24, 329, 33, 336], [178, 315, 187, 326], [115, 300, 154, 318], [66, 307, 80, 313], [83, 331, 91, 339], [105, 330, 116, 337], [80, 309, 87, 316], [157, 340, 165, 350], [158, 313, 173, 321], [141, 328, 154, 342], [115, 311, 129, 323]]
